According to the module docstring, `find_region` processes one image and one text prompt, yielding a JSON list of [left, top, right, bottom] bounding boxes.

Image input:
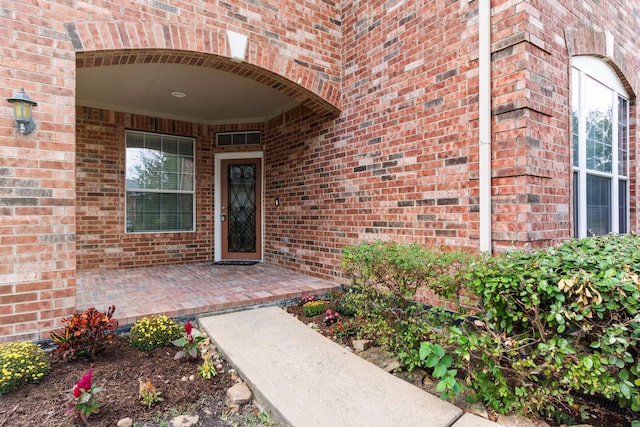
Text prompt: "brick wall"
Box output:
[[262, 0, 639, 282], [1, 0, 342, 341], [2, 0, 639, 341]]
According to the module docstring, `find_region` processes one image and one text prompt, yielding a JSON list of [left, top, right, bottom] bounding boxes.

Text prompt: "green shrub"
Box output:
[[341, 234, 640, 421], [129, 315, 182, 352], [334, 292, 357, 317], [302, 300, 328, 317], [50, 306, 118, 360], [462, 233, 640, 417], [0, 341, 50, 396], [341, 241, 473, 370]]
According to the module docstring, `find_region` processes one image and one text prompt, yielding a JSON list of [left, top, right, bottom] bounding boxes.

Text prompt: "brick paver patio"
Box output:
[[76, 262, 340, 326]]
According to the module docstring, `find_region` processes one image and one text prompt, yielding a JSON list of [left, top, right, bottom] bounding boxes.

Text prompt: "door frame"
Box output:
[[214, 151, 264, 262]]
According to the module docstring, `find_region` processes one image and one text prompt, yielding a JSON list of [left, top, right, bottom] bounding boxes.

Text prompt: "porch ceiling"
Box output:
[[76, 63, 300, 125]]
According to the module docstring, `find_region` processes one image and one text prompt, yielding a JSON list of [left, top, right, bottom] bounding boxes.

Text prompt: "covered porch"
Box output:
[[76, 263, 340, 327]]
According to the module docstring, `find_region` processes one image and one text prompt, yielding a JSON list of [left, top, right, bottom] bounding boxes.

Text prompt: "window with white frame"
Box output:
[[125, 130, 195, 233], [571, 56, 629, 237]]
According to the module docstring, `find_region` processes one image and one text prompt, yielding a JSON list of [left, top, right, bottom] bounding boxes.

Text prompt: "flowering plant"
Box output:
[[129, 315, 182, 351], [300, 295, 316, 305], [333, 320, 359, 342], [172, 320, 205, 360], [64, 368, 103, 423], [322, 309, 339, 326], [302, 300, 328, 317], [198, 353, 218, 379], [0, 341, 50, 396], [139, 379, 163, 408]]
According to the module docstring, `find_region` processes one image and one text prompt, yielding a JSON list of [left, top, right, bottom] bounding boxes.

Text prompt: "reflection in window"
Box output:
[[125, 131, 195, 233], [571, 57, 629, 237]]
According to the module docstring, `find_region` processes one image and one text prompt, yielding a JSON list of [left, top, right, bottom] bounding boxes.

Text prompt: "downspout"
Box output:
[[478, 0, 492, 253]]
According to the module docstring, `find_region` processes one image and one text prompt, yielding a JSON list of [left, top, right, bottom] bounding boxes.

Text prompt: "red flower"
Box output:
[[73, 385, 81, 398], [76, 368, 93, 392], [184, 320, 193, 336]]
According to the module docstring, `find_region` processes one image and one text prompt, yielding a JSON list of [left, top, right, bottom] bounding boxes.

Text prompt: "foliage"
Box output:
[[333, 320, 359, 342], [129, 315, 182, 351], [341, 241, 473, 371], [64, 368, 103, 423], [334, 292, 358, 317], [342, 240, 475, 304], [172, 320, 205, 360], [419, 342, 462, 400], [198, 353, 218, 379], [50, 306, 118, 360], [461, 233, 640, 416], [0, 341, 50, 396], [139, 379, 163, 408], [341, 234, 640, 421], [302, 300, 328, 317]]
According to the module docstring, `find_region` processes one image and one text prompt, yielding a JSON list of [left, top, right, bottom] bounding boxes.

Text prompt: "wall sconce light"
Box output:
[[7, 88, 37, 135]]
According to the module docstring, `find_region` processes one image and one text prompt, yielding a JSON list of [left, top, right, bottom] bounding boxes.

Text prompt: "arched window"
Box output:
[[571, 56, 629, 237]]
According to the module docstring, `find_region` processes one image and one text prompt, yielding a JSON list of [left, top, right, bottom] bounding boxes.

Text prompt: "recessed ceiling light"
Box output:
[[170, 91, 187, 98]]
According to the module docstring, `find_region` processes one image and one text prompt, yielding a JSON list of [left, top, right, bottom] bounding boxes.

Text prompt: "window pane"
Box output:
[[247, 132, 261, 145], [126, 192, 193, 232], [572, 69, 579, 168], [619, 180, 627, 234], [618, 96, 628, 177], [179, 138, 194, 157], [585, 76, 613, 173], [125, 131, 195, 233], [218, 134, 232, 146], [586, 174, 610, 236]]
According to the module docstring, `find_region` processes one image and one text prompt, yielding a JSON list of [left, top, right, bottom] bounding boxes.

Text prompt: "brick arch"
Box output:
[[564, 27, 637, 97], [66, 21, 341, 116]]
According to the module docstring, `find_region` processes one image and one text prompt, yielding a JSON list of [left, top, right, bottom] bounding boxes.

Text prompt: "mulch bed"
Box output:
[[0, 335, 264, 427]]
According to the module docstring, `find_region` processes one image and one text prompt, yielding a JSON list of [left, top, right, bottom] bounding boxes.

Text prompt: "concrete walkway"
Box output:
[[199, 306, 498, 427]]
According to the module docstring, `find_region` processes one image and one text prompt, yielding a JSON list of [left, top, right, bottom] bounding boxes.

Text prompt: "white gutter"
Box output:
[[478, 0, 492, 252]]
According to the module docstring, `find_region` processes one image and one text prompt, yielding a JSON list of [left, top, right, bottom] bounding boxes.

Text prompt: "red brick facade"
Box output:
[[1, 0, 638, 341]]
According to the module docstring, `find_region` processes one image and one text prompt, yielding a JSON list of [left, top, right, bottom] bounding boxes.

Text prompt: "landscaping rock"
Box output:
[[395, 368, 427, 388], [352, 339, 374, 352], [359, 346, 404, 372], [227, 382, 252, 405], [170, 414, 200, 427], [496, 414, 550, 427], [117, 418, 133, 427]]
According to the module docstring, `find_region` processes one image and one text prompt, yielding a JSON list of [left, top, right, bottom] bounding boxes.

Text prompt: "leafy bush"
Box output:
[[341, 241, 472, 370], [302, 300, 328, 317], [341, 234, 640, 422], [129, 315, 182, 352], [462, 233, 640, 417], [50, 306, 118, 360], [0, 341, 50, 395], [334, 292, 358, 317]]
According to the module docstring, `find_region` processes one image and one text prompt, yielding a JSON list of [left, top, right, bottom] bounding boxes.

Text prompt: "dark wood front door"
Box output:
[[220, 158, 262, 260]]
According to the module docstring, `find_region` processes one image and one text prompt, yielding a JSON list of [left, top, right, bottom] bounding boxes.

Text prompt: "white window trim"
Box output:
[[572, 57, 629, 237], [125, 130, 197, 234]]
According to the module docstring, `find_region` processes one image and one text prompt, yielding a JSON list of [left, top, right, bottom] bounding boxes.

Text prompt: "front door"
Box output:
[[220, 158, 262, 260]]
